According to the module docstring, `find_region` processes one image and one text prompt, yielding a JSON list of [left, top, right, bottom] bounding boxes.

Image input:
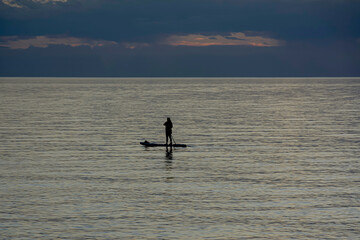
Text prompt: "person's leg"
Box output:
[[169, 134, 172, 145]]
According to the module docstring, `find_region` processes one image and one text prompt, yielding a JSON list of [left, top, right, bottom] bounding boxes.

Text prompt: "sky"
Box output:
[[0, 0, 359, 77]]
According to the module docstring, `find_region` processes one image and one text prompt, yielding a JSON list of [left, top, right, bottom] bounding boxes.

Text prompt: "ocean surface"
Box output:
[[1, 77, 359, 239]]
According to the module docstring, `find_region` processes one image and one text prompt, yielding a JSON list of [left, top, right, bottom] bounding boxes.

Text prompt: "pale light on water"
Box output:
[[1, 78, 359, 239]]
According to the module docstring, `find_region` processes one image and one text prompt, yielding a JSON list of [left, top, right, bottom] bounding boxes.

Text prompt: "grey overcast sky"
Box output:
[[0, 0, 359, 77]]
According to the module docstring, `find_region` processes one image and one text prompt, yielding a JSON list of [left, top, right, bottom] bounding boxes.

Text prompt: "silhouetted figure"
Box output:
[[163, 117, 173, 145]]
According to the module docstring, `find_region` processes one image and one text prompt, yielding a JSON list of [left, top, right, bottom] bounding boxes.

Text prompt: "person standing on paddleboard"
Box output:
[[163, 117, 173, 145]]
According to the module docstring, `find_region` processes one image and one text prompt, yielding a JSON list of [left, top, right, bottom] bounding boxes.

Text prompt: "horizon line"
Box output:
[[1, 76, 360, 79]]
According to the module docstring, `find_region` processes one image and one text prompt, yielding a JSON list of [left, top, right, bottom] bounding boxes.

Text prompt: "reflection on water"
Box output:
[[0, 77, 360, 239], [165, 147, 174, 183], [165, 146, 173, 160]]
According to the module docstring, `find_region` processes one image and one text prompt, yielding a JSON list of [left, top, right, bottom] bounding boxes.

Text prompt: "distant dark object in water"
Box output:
[[140, 140, 187, 148]]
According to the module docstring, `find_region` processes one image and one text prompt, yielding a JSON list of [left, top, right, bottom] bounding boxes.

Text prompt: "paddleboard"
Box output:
[[140, 141, 187, 148]]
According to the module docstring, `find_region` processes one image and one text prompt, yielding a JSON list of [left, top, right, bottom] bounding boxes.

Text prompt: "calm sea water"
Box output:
[[1, 78, 359, 239]]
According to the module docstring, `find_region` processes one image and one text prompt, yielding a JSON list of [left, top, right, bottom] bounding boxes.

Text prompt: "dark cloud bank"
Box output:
[[0, 0, 359, 77]]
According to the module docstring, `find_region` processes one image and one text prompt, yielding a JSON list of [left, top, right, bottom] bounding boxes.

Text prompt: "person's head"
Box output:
[[167, 117, 171, 121]]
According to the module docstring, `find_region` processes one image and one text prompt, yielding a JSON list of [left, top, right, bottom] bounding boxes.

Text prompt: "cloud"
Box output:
[[0, 35, 153, 50], [33, 0, 67, 3], [0, 35, 117, 49], [2, 0, 68, 8], [31, 0, 68, 4], [164, 32, 283, 47], [0, 33, 284, 50], [123, 42, 150, 49], [2, 0, 22, 8], [1, 0, 359, 44], [0, 32, 284, 50]]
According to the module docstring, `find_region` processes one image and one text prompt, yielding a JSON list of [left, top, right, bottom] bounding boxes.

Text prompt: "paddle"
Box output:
[[171, 136, 177, 145]]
